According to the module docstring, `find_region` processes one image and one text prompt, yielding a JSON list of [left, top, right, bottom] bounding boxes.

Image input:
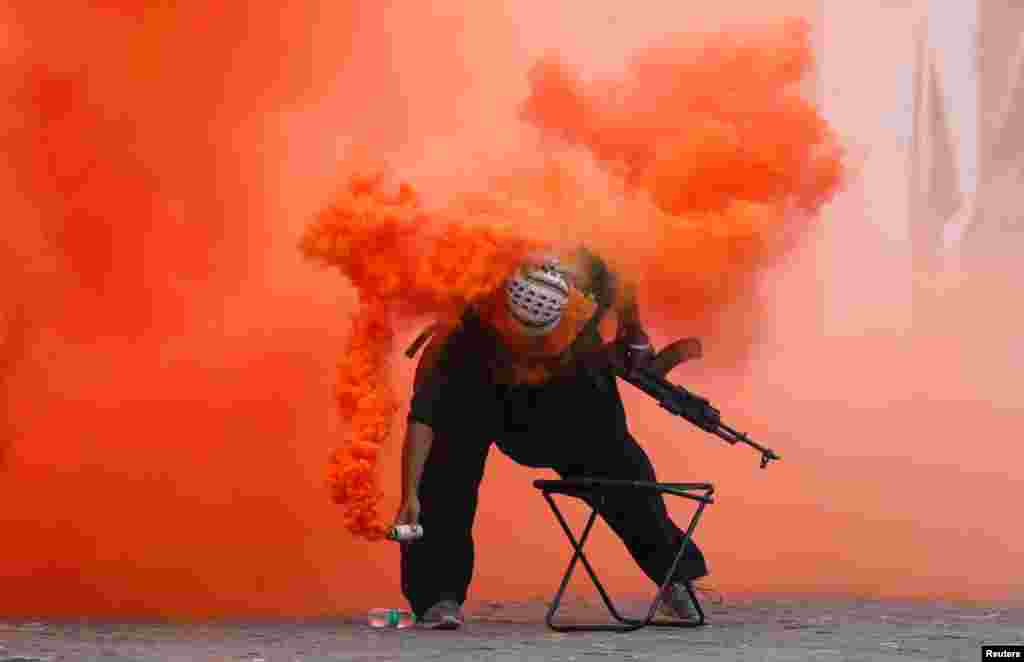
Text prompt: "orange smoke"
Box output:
[[300, 173, 541, 539], [0, 1, 399, 618], [7, 0, 1011, 620], [304, 18, 845, 543], [520, 18, 845, 327]]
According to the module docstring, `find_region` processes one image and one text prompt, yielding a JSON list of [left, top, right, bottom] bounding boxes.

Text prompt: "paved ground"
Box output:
[[1, 597, 1022, 661]]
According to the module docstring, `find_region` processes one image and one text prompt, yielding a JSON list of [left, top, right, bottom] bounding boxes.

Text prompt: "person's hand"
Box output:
[[394, 495, 421, 527], [626, 342, 655, 376], [615, 336, 655, 377]]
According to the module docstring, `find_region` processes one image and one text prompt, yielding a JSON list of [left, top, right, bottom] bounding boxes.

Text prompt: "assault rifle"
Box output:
[[593, 338, 781, 469], [617, 364, 781, 469]]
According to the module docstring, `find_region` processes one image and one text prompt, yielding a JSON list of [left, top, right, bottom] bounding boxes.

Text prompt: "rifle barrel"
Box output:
[[616, 363, 782, 467]]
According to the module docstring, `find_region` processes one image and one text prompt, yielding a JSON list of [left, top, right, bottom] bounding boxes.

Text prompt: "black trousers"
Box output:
[[400, 366, 708, 618]]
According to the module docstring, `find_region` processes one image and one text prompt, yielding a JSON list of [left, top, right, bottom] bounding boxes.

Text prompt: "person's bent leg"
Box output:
[[563, 432, 708, 586], [546, 369, 708, 587], [400, 431, 491, 620], [501, 366, 708, 595]]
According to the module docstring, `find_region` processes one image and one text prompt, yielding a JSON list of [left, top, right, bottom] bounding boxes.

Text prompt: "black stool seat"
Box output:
[[534, 478, 713, 499], [533, 478, 715, 633]]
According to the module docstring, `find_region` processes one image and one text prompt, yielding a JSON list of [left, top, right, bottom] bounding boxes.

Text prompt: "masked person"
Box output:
[[395, 247, 708, 629]]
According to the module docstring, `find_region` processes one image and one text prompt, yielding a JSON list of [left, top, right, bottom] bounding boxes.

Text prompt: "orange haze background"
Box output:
[[1, 0, 1021, 618]]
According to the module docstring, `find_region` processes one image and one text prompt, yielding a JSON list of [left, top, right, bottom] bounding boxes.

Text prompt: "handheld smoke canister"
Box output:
[[388, 524, 424, 542]]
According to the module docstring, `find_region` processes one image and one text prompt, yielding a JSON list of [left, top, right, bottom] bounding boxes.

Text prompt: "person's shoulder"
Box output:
[[456, 307, 492, 337], [442, 308, 503, 359]]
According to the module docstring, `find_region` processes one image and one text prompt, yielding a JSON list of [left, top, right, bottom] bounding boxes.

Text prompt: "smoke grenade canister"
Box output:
[[387, 524, 424, 541]]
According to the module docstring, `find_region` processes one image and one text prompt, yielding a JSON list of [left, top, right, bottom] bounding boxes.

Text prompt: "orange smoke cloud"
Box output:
[[520, 18, 845, 327], [300, 173, 541, 539], [304, 17, 844, 542], [3, 2, 349, 342], [13, 0, 1007, 621], [0, 1, 392, 618]]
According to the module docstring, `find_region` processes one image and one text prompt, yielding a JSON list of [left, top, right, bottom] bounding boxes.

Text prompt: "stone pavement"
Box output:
[[1, 598, 1022, 661]]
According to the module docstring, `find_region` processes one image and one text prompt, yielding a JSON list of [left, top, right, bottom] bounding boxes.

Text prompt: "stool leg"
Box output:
[[542, 492, 644, 632], [685, 579, 706, 626], [543, 497, 597, 629]]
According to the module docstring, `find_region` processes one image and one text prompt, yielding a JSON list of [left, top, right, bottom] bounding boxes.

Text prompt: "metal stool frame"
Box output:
[[533, 478, 715, 633]]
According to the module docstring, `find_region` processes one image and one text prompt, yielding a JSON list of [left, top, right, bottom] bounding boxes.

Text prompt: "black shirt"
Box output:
[[408, 310, 630, 461], [408, 247, 628, 445], [408, 311, 504, 435]]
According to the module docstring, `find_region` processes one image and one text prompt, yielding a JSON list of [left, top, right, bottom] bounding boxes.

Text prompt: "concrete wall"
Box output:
[[961, 1, 1024, 273], [816, 1, 919, 336]]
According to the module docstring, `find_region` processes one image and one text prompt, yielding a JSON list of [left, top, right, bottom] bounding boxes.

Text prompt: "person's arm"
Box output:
[[395, 332, 449, 526], [616, 289, 652, 350], [394, 421, 433, 526], [613, 281, 655, 375], [614, 283, 704, 377]]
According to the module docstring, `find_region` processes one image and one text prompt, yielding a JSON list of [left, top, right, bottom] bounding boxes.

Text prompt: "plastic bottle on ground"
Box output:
[[368, 608, 415, 629]]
